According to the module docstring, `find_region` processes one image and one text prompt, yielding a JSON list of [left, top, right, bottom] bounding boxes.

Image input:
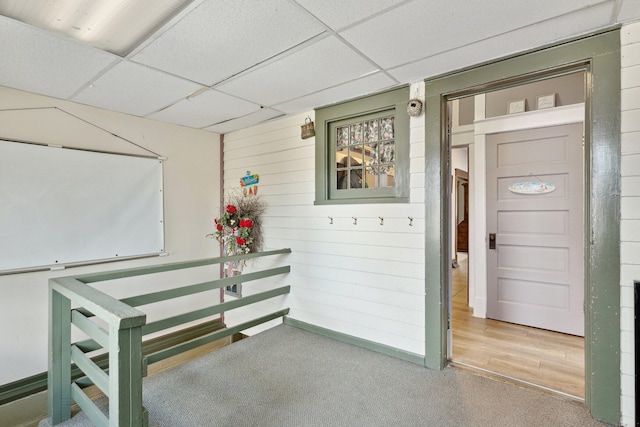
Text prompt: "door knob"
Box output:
[[489, 233, 496, 249]]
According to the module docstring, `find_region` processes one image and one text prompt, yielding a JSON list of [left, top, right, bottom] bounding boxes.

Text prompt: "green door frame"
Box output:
[[423, 29, 621, 424]]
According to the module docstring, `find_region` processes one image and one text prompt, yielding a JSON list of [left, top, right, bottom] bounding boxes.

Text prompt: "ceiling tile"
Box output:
[[147, 89, 261, 128], [293, 0, 406, 31], [216, 36, 378, 106], [340, 0, 606, 69], [73, 61, 203, 116], [0, 0, 196, 57], [619, 0, 640, 23], [0, 16, 117, 99], [203, 108, 284, 134], [273, 72, 397, 114], [131, 0, 326, 86], [388, 1, 615, 83]]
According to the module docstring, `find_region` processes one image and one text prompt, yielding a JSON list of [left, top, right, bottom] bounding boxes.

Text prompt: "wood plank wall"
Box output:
[[621, 22, 640, 427], [221, 83, 427, 356]]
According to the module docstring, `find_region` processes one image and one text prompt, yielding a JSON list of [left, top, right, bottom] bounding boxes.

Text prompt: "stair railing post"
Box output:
[[110, 323, 145, 427], [47, 284, 72, 425]]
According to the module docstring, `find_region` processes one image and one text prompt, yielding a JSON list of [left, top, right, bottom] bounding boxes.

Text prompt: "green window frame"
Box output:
[[314, 86, 410, 204]]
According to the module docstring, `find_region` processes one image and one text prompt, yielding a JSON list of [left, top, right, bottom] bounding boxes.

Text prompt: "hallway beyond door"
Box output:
[[451, 255, 585, 400]]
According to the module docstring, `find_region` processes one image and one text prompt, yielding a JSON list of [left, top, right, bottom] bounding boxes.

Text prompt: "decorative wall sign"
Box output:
[[508, 99, 526, 114], [240, 171, 259, 196], [536, 93, 556, 109], [508, 181, 556, 194]]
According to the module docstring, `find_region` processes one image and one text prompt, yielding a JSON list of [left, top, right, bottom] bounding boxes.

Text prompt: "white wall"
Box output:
[[222, 83, 427, 355], [0, 85, 221, 386], [620, 21, 640, 427]]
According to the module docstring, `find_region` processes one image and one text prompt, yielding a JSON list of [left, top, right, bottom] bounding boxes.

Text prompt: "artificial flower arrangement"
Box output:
[[207, 192, 266, 256]]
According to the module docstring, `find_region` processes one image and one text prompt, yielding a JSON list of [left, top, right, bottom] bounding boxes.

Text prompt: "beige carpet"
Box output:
[[41, 324, 611, 427]]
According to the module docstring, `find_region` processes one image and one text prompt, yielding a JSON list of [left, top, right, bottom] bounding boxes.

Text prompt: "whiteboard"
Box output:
[[0, 140, 164, 273]]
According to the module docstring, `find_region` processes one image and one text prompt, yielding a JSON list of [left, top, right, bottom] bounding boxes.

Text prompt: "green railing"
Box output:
[[48, 248, 292, 427]]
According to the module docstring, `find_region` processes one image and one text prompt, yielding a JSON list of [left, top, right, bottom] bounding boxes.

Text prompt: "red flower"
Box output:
[[216, 223, 223, 231], [235, 237, 246, 246], [226, 204, 237, 213], [239, 218, 253, 228]]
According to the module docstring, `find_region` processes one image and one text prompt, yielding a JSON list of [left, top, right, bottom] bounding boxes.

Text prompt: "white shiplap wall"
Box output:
[[621, 22, 640, 427], [222, 83, 427, 356]]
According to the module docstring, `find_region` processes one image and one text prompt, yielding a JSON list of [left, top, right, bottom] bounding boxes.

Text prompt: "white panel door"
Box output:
[[486, 123, 584, 336]]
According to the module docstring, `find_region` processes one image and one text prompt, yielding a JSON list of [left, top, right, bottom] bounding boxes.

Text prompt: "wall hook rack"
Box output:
[[408, 217, 413, 226], [352, 217, 358, 225], [379, 216, 384, 226]]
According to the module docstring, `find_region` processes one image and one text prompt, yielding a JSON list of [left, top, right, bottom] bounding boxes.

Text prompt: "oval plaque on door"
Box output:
[[508, 181, 556, 194]]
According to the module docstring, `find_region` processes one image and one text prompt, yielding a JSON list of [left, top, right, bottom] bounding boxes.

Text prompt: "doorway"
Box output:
[[423, 29, 621, 423], [446, 75, 587, 398]]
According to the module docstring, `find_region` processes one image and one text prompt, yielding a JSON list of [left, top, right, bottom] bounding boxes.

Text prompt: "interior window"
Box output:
[[314, 86, 409, 204], [334, 112, 396, 191]]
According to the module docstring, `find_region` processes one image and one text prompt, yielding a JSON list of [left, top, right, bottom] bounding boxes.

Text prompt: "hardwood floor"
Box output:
[[450, 254, 585, 400]]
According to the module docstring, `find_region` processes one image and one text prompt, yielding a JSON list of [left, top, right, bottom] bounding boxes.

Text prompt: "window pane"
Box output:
[[337, 168, 348, 189], [380, 116, 394, 140], [364, 119, 378, 143], [368, 142, 379, 165], [337, 126, 349, 148], [350, 123, 363, 144], [336, 147, 348, 165], [350, 148, 363, 166], [382, 168, 395, 187], [379, 141, 395, 165], [364, 166, 378, 189], [363, 143, 375, 167], [349, 169, 363, 188]]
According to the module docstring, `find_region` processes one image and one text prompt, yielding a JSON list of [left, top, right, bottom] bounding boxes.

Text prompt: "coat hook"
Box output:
[[379, 216, 384, 226], [408, 216, 413, 226], [352, 217, 358, 225], [328, 216, 333, 225]]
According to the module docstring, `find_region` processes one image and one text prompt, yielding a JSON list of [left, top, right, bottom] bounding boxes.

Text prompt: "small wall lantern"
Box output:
[[301, 117, 315, 139], [407, 98, 423, 117]]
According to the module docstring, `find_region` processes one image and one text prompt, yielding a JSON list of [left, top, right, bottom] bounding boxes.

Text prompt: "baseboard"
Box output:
[[283, 317, 425, 366], [0, 318, 226, 406]]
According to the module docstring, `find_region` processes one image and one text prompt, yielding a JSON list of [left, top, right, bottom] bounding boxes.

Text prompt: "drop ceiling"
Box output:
[[0, 0, 638, 134]]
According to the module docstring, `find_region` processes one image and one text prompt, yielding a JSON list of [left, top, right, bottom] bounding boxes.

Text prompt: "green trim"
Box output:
[[142, 285, 290, 335], [75, 248, 291, 284], [121, 265, 290, 308], [48, 285, 71, 424], [0, 319, 225, 406], [313, 196, 410, 205], [70, 345, 109, 394], [70, 382, 108, 426], [314, 85, 410, 204], [51, 277, 146, 329], [423, 29, 620, 423], [145, 309, 290, 365], [284, 317, 425, 366]]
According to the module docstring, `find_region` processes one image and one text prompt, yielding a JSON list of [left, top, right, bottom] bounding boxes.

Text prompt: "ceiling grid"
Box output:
[[0, 0, 637, 133]]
